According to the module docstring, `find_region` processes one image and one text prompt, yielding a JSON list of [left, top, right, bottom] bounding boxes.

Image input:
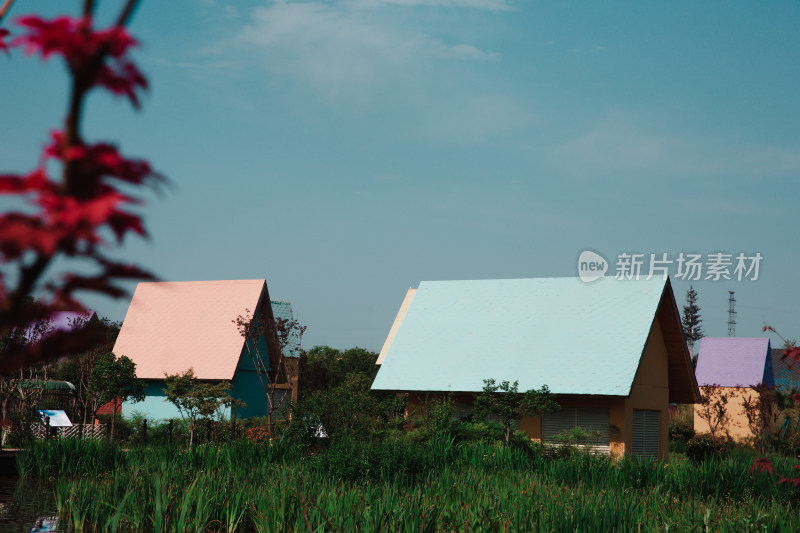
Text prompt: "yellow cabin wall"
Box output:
[[693, 387, 755, 441], [626, 317, 671, 461]]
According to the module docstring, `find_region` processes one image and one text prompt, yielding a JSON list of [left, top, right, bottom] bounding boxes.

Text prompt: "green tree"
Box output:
[[300, 346, 379, 399], [299, 372, 382, 439], [473, 379, 559, 445], [163, 368, 241, 448], [233, 310, 305, 435], [0, 308, 55, 446], [51, 316, 121, 427], [289, 346, 387, 439], [88, 352, 144, 441], [682, 286, 704, 360]]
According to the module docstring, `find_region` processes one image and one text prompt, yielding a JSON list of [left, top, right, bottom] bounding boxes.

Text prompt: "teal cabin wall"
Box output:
[[123, 380, 236, 421], [125, 334, 271, 421], [231, 371, 267, 418], [232, 333, 271, 418], [122, 381, 183, 420]]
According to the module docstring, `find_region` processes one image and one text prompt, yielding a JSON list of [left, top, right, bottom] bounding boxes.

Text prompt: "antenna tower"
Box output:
[[727, 291, 736, 337]]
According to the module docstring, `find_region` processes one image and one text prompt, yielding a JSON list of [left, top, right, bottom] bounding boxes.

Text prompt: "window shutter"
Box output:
[[542, 407, 610, 455], [632, 409, 660, 460]]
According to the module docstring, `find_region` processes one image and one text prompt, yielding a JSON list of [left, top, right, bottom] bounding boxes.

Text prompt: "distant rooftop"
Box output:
[[695, 337, 774, 387], [771, 347, 800, 391], [271, 300, 302, 357]]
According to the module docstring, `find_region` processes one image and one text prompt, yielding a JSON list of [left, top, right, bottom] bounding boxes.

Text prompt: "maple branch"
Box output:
[[0, 0, 16, 24], [65, 0, 141, 196], [1, 0, 157, 375], [115, 0, 139, 28], [1, 255, 51, 327]]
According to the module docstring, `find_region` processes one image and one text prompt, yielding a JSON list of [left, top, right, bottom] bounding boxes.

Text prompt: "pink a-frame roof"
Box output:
[[113, 280, 267, 380]]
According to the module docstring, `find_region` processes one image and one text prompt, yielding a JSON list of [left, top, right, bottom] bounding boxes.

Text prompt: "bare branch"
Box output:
[[0, 0, 16, 24]]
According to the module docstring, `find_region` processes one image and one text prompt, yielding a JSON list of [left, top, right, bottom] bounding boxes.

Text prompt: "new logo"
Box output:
[[578, 250, 608, 283]]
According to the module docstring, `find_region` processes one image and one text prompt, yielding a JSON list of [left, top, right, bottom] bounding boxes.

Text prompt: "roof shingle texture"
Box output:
[[695, 337, 773, 387], [371, 277, 666, 395], [113, 280, 266, 380], [271, 300, 301, 358], [771, 348, 800, 390]]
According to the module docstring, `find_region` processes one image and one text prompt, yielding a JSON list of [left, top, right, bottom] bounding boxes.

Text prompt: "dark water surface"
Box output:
[[0, 476, 57, 533]]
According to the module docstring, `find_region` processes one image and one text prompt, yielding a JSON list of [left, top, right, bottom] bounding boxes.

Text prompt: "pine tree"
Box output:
[[682, 285, 704, 360]]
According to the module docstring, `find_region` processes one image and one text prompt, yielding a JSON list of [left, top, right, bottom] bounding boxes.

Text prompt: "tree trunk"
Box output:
[[504, 424, 510, 446], [267, 411, 273, 437], [110, 400, 118, 442], [189, 422, 194, 449], [0, 398, 7, 448]]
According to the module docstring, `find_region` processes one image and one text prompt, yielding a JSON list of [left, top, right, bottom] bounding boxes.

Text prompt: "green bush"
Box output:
[[456, 420, 505, 442], [783, 432, 800, 458], [317, 438, 434, 482], [5, 411, 38, 448], [686, 432, 727, 461], [669, 419, 695, 443], [669, 419, 695, 455]]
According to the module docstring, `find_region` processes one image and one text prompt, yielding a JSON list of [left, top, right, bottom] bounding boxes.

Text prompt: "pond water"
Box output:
[[0, 476, 58, 532]]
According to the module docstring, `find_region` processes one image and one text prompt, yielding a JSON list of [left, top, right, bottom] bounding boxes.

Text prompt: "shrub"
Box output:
[[686, 432, 727, 461], [669, 419, 695, 443], [669, 419, 695, 454], [245, 426, 269, 443], [5, 411, 38, 448], [404, 395, 462, 443], [784, 432, 800, 458], [456, 420, 505, 443], [317, 438, 433, 482]]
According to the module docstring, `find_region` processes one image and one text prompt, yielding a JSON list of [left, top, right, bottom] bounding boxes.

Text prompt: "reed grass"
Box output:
[[19, 438, 800, 532]]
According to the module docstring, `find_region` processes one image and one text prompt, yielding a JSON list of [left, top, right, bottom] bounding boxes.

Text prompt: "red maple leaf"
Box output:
[[12, 16, 147, 107], [0, 28, 10, 55], [782, 347, 800, 367], [749, 457, 775, 476], [0, 4, 162, 376]]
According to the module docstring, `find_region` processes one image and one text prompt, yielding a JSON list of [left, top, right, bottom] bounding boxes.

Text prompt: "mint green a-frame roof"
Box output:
[[371, 276, 669, 396]]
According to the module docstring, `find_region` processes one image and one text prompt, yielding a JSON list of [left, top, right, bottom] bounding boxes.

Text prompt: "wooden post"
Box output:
[[142, 419, 148, 447]]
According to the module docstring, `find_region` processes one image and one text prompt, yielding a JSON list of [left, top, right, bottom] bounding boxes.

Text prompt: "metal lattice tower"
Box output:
[[727, 291, 737, 337]]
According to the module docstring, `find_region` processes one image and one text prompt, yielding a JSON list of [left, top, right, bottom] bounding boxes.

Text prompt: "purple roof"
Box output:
[[15, 310, 96, 344], [49, 311, 96, 333], [695, 337, 774, 387]]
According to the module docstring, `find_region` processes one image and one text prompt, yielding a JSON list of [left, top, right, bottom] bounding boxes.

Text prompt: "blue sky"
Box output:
[[3, 0, 800, 351]]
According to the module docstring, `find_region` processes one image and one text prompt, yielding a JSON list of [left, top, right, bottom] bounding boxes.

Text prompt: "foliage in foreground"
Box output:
[[17, 438, 800, 532]]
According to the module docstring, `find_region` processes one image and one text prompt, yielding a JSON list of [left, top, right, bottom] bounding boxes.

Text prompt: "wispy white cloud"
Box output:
[[236, 0, 499, 95], [553, 112, 800, 180], [192, 0, 534, 144], [412, 92, 535, 143], [376, 0, 513, 11], [153, 58, 245, 70]]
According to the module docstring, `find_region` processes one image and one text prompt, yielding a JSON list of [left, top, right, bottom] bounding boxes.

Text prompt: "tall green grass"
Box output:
[[18, 438, 800, 532]]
